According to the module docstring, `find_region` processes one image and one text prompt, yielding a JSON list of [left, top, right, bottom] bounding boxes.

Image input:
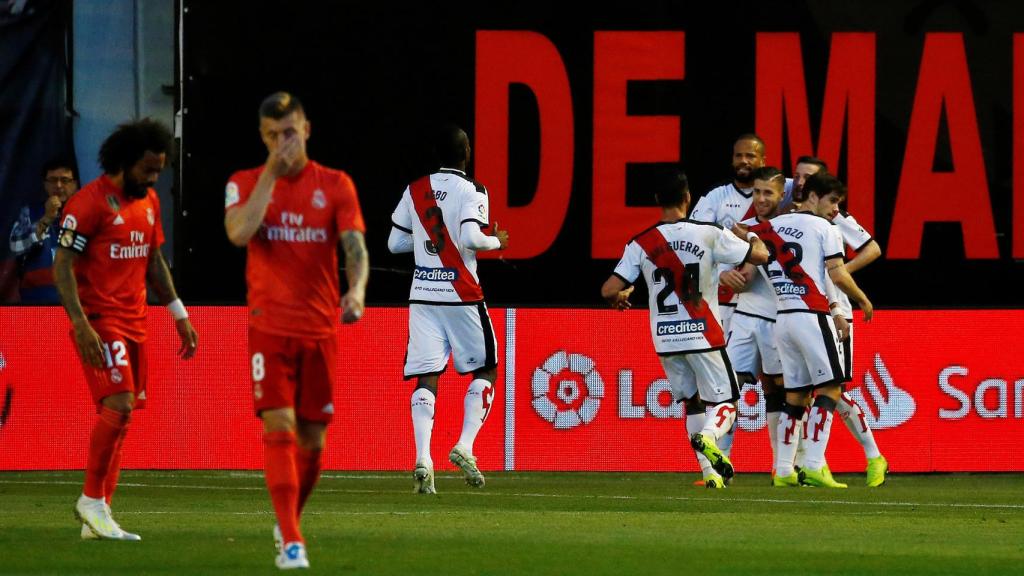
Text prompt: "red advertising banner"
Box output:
[[0, 307, 506, 473], [1, 307, 1021, 472]]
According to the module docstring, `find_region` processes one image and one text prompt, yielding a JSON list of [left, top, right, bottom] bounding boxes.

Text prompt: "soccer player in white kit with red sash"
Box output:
[[602, 170, 768, 487], [749, 172, 874, 488], [389, 125, 509, 494]]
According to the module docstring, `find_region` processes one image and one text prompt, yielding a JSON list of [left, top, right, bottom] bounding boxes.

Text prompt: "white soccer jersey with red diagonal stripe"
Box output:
[[612, 219, 751, 354], [391, 169, 490, 303], [734, 216, 778, 320], [690, 180, 794, 305], [752, 212, 844, 314], [831, 211, 874, 319]]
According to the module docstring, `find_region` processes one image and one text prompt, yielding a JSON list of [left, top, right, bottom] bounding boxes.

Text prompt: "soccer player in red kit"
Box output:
[[224, 92, 368, 570], [54, 119, 198, 541]]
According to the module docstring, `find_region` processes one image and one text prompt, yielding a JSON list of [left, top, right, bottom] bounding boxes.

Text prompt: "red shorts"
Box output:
[[249, 326, 336, 424], [73, 329, 148, 410]]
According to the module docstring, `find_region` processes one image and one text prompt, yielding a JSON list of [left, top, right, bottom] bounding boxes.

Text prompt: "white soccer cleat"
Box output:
[[74, 494, 123, 540], [413, 462, 436, 494], [105, 503, 142, 541], [449, 444, 485, 488], [276, 541, 310, 570], [273, 523, 283, 552]]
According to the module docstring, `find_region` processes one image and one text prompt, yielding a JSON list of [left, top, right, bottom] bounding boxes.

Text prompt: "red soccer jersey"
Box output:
[[58, 175, 164, 342], [225, 161, 365, 339]]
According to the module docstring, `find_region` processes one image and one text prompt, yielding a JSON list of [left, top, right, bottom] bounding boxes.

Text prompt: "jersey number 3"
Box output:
[[423, 206, 445, 255]]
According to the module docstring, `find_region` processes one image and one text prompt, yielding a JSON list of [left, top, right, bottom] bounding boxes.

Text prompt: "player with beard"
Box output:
[[720, 167, 788, 475], [786, 157, 888, 487], [689, 134, 792, 466], [790, 155, 828, 205], [750, 172, 873, 488], [54, 119, 198, 540]]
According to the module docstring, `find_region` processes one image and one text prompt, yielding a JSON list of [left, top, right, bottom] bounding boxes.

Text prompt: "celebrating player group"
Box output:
[[603, 134, 887, 491], [55, 93, 883, 570]]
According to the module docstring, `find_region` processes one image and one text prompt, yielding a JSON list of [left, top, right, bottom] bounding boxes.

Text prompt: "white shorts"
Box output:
[[719, 305, 735, 334], [776, 312, 845, 390], [726, 311, 783, 378], [842, 320, 854, 382], [658, 349, 739, 405], [404, 303, 498, 379]]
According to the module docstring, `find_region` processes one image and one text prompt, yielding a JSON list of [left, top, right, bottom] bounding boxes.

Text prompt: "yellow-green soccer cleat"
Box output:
[[705, 474, 725, 489], [799, 467, 848, 488], [689, 433, 734, 479], [866, 455, 888, 487], [772, 472, 801, 487], [449, 445, 485, 488], [801, 464, 837, 486]]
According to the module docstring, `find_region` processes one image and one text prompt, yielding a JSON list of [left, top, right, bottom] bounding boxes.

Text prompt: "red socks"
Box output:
[[83, 407, 130, 500], [104, 433, 127, 505], [295, 446, 322, 516], [264, 431, 303, 544]]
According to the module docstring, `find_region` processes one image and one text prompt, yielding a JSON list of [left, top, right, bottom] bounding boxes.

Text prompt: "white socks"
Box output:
[[686, 411, 715, 478], [837, 392, 882, 460], [457, 379, 494, 453], [774, 410, 802, 478], [802, 397, 837, 471], [766, 411, 781, 463], [701, 402, 737, 441], [410, 388, 436, 467]]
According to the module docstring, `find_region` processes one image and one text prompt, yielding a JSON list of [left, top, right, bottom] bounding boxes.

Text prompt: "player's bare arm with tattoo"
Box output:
[[340, 230, 368, 323]]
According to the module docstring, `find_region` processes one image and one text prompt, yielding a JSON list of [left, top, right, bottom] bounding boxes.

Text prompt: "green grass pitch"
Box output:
[[1, 471, 1022, 575]]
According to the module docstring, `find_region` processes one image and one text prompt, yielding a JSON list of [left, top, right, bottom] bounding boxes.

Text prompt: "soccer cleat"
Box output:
[[800, 467, 848, 488], [772, 472, 800, 487], [74, 494, 123, 540], [866, 455, 889, 487], [704, 474, 725, 489], [413, 462, 436, 494], [449, 445, 485, 488], [273, 524, 283, 552], [689, 433, 734, 479], [105, 503, 141, 541], [275, 541, 310, 570]]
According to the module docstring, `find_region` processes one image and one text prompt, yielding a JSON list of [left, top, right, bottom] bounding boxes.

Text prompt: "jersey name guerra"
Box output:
[[613, 219, 751, 354], [58, 175, 164, 342], [391, 169, 490, 304], [750, 212, 844, 314], [226, 161, 365, 338]]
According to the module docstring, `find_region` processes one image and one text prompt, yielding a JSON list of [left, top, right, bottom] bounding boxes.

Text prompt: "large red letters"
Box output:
[[475, 31, 574, 259], [755, 33, 876, 230], [888, 33, 998, 259], [592, 32, 684, 259]]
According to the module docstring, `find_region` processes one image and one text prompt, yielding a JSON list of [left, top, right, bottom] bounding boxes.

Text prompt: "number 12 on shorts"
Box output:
[[103, 341, 128, 368]]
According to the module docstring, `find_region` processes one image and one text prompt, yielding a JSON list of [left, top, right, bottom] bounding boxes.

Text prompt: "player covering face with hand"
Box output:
[[225, 92, 368, 570]]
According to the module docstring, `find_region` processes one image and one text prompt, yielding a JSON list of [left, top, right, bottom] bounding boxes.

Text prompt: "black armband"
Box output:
[[58, 228, 88, 253]]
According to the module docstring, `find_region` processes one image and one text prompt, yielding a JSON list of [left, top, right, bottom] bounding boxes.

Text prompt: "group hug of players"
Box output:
[[601, 134, 887, 490], [52, 91, 882, 570]]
